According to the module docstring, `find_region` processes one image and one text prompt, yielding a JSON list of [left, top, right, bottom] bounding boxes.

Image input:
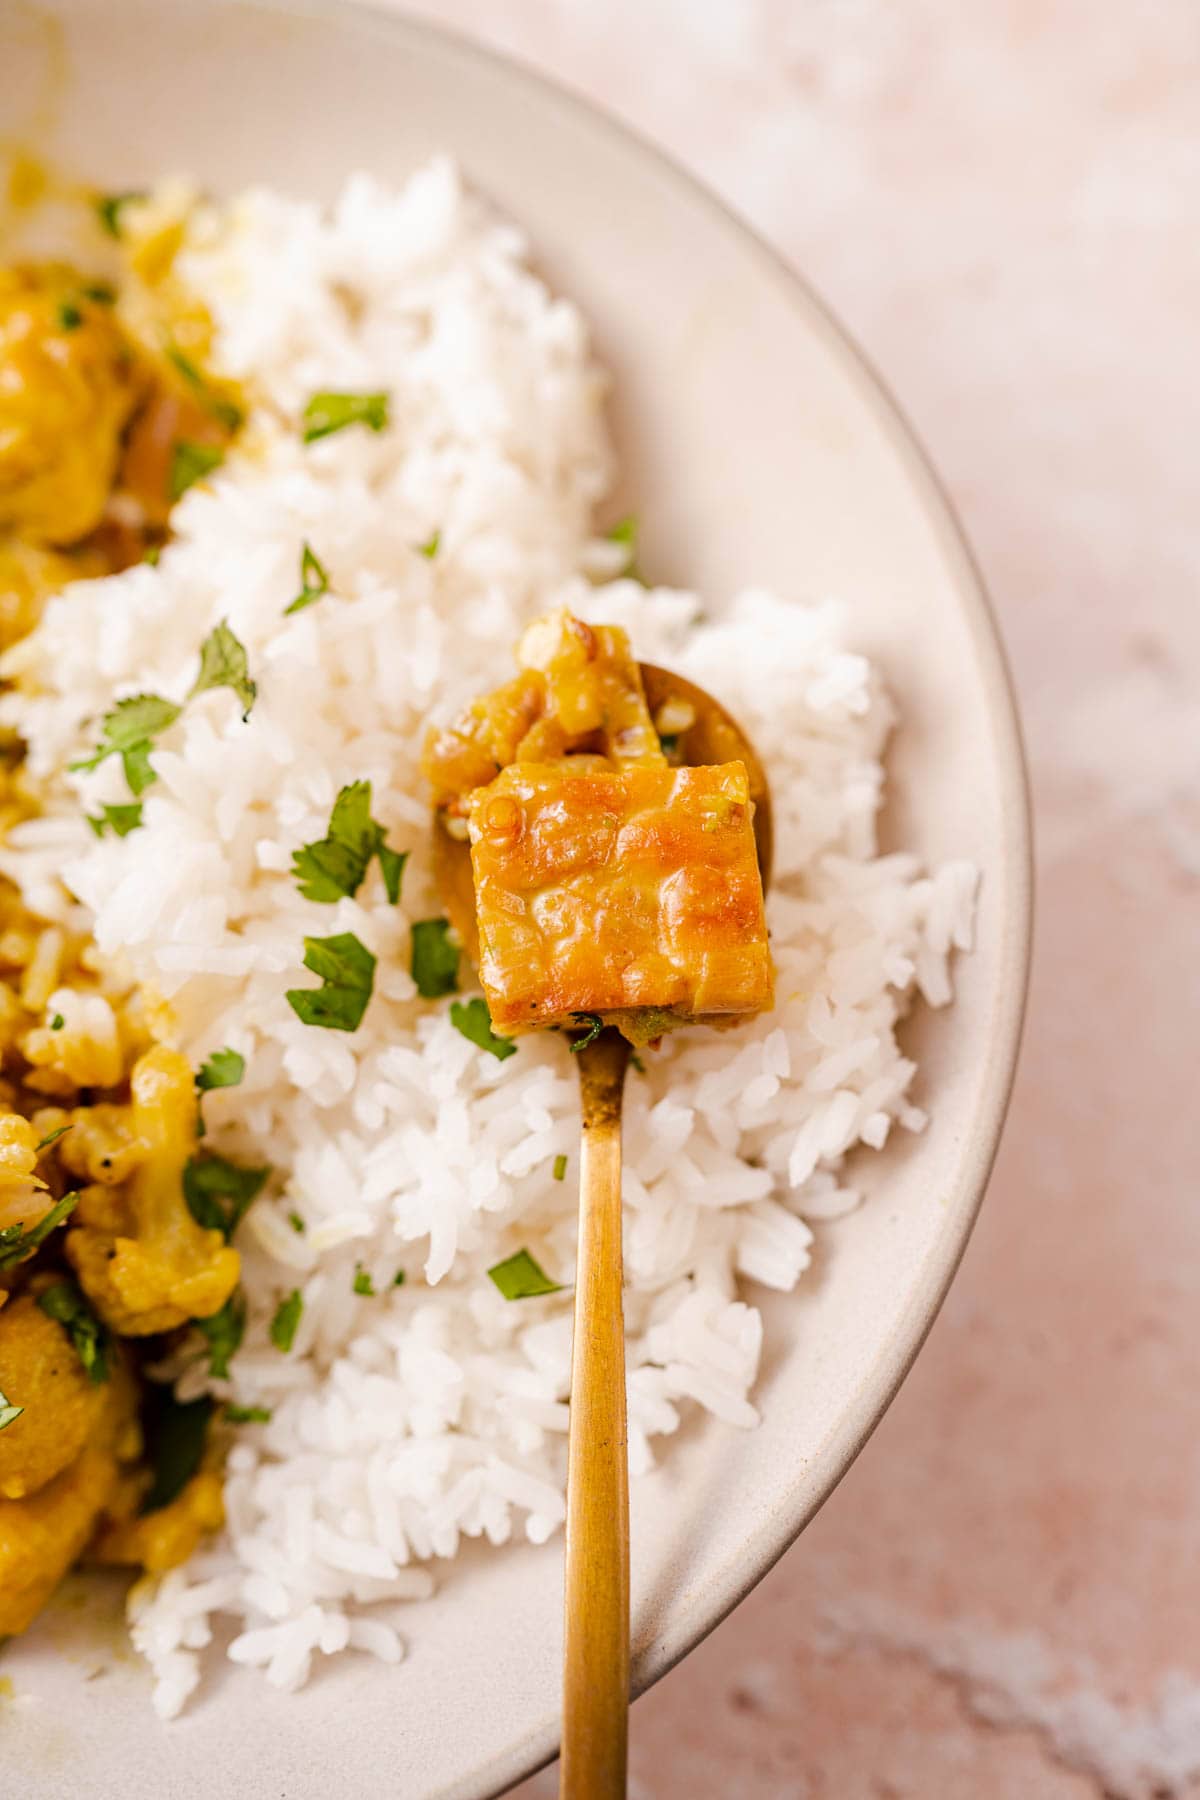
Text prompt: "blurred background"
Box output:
[[371, 5, 1200, 1798]]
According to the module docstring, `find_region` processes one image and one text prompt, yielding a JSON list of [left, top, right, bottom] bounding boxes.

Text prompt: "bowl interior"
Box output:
[[0, 4, 1030, 1796]]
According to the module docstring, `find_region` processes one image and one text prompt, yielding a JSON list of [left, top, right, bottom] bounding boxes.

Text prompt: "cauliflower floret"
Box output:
[[65, 1046, 239, 1335], [0, 1112, 53, 1237], [0, 1290, 108, 1500], [0, 263, 141, 546]]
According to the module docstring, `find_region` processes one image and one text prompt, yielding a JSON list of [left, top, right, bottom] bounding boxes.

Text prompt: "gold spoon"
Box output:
[[433, 663, 773, 1800]]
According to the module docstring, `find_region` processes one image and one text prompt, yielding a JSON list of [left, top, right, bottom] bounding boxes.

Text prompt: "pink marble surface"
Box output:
[[389, 5, 1196, 1795]]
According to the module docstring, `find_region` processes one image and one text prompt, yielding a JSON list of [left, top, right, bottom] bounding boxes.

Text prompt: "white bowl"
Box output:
[[0, 4, 1032, 1795]]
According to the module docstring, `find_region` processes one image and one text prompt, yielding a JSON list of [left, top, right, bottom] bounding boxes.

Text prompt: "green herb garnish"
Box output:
[[352, 1264, 375, 1297], [224, 1403, 271, 1425], [95, 190, 145, 238], [196, 1292, 246, 1380], [0, 1390, 23, 1432], [82, 282, 116, 305], [165, 344, 244, 432], [190, 620, 256, 719], [552, 1154, 568, 1182], [270, 1289, 303, 1353], [141, 1389, 212, 1514], [418, 529, 440, 558], [86, 802, 143, 838], [410, 918, 459, 1000], [57, 300, 83, 332], [449, 997, 516, 1062], [37, 1280, 109, 1384], [658, 733, 679, 756], [487, 1249, 563, 1301], [287, 1210, 305, 1234], [393, 1269, 406, 1287], [169, 439, 225, 502], [301, 390, 389, 445], [285, 931, 376, 1032], [50, 1013, 64, 1031], [606, 514, 644, 582], [0, 1192, 80, 1271], [569, 1013, 604, 1052], [69, 692, 182, 795], [291, 780, 406, 904], [34, 1125, 73, 1153], [184, 1153, 269, 1239], [284, 542, 330, 616], [196, 1047, 245, 1095]]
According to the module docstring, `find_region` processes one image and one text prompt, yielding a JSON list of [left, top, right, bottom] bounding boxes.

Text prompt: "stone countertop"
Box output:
[[394, 5, 1197, 1795]]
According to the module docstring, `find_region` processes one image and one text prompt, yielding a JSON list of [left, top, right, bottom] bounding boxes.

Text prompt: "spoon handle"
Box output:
[[561, 1030, 632, 1800]]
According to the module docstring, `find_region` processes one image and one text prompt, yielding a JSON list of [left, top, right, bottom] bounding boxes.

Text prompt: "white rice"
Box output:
[[0, 159, 976, 1717]]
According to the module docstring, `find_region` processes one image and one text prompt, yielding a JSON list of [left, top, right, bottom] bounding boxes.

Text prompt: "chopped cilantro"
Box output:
[[287, 1210, 305, 1234], [606, 514, 644, 582], [165, 344, 244, 432], [141, 1389, 212, 1514], [224, 1403, 271, 1425], [196, 1292, 246, 1380], [410, 918, 459, 1000], [190, 620, 257, 719], [450, 997, 516, 1062], [0, 1390, 22, 1433], [552, 1154, 568, 1182], [352, 1264, 375, 1297], [69, 692, 181, 796], [34, 1125, 73, 1153], [184, 1153, 269, 1239], [301, 390, 389, 444], [284, 542, 330, 616], [57, 300, 83, 332], [291, 780, 406, 905], [143, 545, 161, 567], [487, 1248, 563, 1301], [270, 1289, 303, 1353], [630, 1051, 647, 1074], [37, 1280, 109, 1384], [50, 1013, 64, 1031], [86, 802, 143, 838], [95, 190, 145, 238], [196, 1048, 245, 1094], [285, 931, 376, 1032], [569, 1012, 604, 1052], [393, 1269, 406, 1287], [0, 1192, 79, 1271], [418, 529, 440, 558], [81, 281, 116, 305], [658, 733, 680, 756], [169, 439, 224, 502]]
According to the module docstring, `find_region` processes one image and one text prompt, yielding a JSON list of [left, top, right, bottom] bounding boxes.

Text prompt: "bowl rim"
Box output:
[[17, 3, 1035, 1792]]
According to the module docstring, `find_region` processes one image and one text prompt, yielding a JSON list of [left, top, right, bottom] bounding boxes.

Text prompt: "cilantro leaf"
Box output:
[[287, 1210, 305, 1234], [270, 1289, 303, 1352], [37, 1280, 109, 1384], [50, 1014, 64, 1031], [606, 514, 644, 583], [169, 439, 224, 502], [291, 781, 407, 907], [487, 1249, 563, 1301], [34, 1125, 73, 1153], [410, 918, 459, 1000], [352, 1264, 375, 1297], [450, 998, 516, 1062], [393, 1269, 406, 1287], [190, 620, 257, 719], [95, 190, 145, 238], [553, 1154, 568, 1182], [86, 802, 143, 838], [225, 1403, 271, 1424], [184, 1153, 269, 1239], [0, 1192, 80, 1271], [164, 344, 244, 432], [69, 693, 181, 794], [286, 931, 376, 1032], [0, 1390, 23, 1432], [569, 1012, 604, 1052], [284, 542, 330, 615], [196, 1292, 245, 1380], [301, 390, 389, 445], [141, 1389, 212, 1514], [195, 1048, 245, 1094], [57, 300, 83, 332], [418, 529, 440, 558]]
